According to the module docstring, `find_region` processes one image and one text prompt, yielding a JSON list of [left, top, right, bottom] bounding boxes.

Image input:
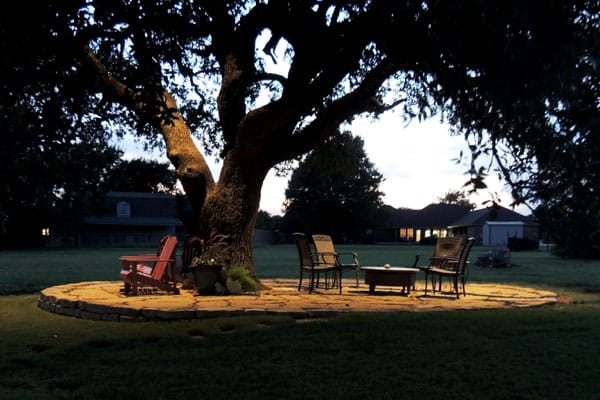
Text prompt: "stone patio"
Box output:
[[38, 279, 558, 322]]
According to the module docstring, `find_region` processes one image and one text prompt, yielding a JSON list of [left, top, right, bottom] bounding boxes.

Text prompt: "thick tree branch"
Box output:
[[279, 58, 403, 160], [82, 45, 141, 111], [82, 44, 215, 213]]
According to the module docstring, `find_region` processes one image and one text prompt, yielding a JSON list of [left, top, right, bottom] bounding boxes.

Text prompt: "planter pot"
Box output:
[[191, 265, 224, 295]]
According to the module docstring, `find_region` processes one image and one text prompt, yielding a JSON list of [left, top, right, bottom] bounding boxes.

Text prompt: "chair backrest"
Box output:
[[154, 235, 170, 255], [311, 234, 337, 266], [292, 233, 314, 268], [456, 237, 476, 274], [181, 236, 203, 273], [434, 236, 464, 258], [150, 235, 178, 280]]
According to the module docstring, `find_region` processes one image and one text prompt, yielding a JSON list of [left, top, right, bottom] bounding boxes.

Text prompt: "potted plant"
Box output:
[[188, 233, 229, 295], [224, 263, 260, 295], [189, 255, 225, 295], [188, 233, 260, 295]]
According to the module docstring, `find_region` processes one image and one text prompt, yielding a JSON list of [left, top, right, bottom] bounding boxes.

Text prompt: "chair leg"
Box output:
[[298, 269, 304, 291], [308, 271, 315, 293], [327, 271, 336, 289], [332, 271, 339, 289], [355, 267, 359, 288], [454, 276, 459, 299]]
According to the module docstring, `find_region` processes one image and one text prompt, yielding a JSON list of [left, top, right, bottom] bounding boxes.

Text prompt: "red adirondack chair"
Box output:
[[119, 235, 179, 295]]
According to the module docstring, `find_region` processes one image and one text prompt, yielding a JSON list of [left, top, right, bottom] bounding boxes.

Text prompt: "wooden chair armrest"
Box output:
[[120, 255, 159, 262], [120, 255, 175, 262], [120, 257, 175, 274]]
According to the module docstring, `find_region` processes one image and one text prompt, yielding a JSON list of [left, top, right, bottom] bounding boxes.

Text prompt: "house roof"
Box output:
[[448, 205, 534, 227], [415, 203, 473, 228], [380, 203, 472, 229], [379, 206, 416, 228], [106, 191, 176, 199], [379, 203, 536, 231], [84, 217, 183, 226], [83, 191, 183, 227]]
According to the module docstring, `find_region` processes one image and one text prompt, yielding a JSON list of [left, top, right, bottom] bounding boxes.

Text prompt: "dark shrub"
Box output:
[[508, 237, 539, 251]]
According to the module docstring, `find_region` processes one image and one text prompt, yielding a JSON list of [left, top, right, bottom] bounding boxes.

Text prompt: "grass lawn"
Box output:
[[1, 244, 599, 399]]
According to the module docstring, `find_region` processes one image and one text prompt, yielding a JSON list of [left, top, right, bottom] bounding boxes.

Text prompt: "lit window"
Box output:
[[41, 228, 50, 236], [117, 201, 131, 217], [432, 229, 447, 238], [399, 228, 415, 240]]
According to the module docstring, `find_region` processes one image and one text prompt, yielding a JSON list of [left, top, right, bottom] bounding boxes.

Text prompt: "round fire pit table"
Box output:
[[361, 266, 419, 294]]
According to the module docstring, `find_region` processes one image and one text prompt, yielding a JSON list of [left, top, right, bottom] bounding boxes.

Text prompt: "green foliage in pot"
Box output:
[[225, 263, 259, 294]]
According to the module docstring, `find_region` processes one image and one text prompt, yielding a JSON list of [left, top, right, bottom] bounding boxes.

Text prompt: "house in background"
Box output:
[[448, 206, 538, 246], [81, 191, 183, 246], [374, 203, 472, 243], [375, 203, 539, 246]]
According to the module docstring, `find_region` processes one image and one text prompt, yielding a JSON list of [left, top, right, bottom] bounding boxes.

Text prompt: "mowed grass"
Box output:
[[1, 244, 600, 399]]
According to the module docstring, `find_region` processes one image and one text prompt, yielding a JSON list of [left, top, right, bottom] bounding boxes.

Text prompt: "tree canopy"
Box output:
[[104, 158, 178, 194], [437, 190, 476, 211], [1, 1, 598, 261], [282, 131, 384, 241]]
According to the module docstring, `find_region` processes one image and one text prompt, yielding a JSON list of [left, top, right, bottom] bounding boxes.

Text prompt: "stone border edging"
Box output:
[[38, 280, 558, 322]]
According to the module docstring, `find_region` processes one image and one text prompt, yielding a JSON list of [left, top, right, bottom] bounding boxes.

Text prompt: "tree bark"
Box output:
[[83, 45, 217, 233], [200, 148, 268, 279], [157, 92, 215, 233]]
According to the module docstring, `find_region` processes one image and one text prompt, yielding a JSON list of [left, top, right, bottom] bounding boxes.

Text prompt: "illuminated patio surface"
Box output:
[[39, 279, 558, 322]]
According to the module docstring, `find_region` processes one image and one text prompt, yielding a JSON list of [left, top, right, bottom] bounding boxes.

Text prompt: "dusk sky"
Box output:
[[120, 112, 531, 217], [117, 31, 532, 218]]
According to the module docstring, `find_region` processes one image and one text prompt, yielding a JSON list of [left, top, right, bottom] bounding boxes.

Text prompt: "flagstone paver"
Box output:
[[38, 279, 558, 322]]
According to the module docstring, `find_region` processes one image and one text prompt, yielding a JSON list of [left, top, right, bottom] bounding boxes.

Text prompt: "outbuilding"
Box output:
[[448, 206, 538, 246]]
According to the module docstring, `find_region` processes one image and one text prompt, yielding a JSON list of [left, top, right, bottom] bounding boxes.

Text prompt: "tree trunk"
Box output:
[[156, 92, 270, 280], [84, 44, 271, 280], [199, 149, 268, 280]]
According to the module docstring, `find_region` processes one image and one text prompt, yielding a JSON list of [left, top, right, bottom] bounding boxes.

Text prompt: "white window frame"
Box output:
[[117, 201, 131, 217]]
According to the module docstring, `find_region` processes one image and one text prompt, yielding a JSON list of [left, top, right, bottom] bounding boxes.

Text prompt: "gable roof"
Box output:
[[416, 203, 472, 228], [84, 216, 183, 226], [84, 191, 183, 227], [106, 191, 176, 200], [448, 205, 534, 227], [379, 203, 471, 229]]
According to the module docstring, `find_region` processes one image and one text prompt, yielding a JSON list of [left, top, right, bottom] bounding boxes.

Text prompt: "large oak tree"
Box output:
[[2, 1, 598, 268]]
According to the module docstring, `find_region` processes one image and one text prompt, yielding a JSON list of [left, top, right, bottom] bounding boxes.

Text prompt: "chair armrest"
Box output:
[[427, 256, 459, 270], [438, 257, 460, 271], [336, 251, 360, 265], [430, 255, 459, 261], [412, 255, 421, 267], [313, 251, 339, 264], [120, 255, 160, 262], [430, 256, 459, 262], [120, 255, 175, 262], [120, 256, 175, 273]]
